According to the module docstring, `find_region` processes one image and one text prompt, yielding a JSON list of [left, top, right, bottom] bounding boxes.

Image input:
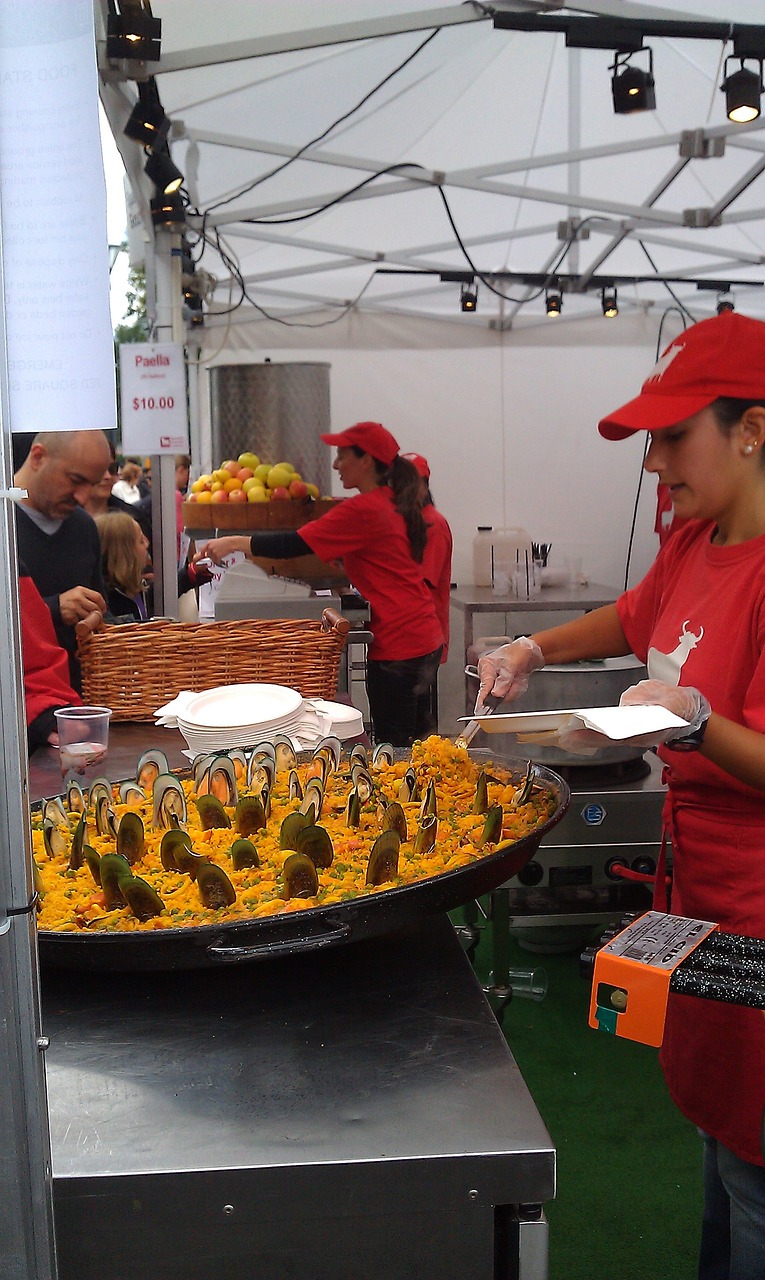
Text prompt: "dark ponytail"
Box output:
[[354, 447, 427, 562], [376, 454, 427, 562]]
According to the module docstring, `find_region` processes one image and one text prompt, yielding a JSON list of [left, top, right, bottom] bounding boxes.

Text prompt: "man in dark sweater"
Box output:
[[15, 431, 111, 690]]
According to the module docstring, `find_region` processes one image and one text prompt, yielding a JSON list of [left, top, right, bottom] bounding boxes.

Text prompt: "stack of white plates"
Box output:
[[166, 683, 364, 755]]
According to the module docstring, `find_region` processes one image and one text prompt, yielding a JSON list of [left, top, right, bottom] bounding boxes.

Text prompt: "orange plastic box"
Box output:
[[589, 910, 719, 1047]]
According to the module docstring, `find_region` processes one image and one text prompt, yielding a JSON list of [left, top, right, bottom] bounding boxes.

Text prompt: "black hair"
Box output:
[[350, 446, 427, 561], [710, 397, 765, 430]]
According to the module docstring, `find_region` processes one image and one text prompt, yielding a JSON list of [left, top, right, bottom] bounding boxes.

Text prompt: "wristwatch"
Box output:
[[664, 715, 709, 753]]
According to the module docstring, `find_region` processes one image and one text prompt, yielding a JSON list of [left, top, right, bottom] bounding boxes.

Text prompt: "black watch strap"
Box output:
[[664, 715, 709, 753]]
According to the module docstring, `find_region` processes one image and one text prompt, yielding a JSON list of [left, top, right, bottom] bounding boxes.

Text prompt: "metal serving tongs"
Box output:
[[455, 691, 503, 749]]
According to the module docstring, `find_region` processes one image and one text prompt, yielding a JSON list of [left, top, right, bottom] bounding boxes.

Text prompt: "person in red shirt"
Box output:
[[196, 423, 443, 745], [20, 562, 83, 752], [401, 452, 453, 663], [475, 310, 765, 1279]]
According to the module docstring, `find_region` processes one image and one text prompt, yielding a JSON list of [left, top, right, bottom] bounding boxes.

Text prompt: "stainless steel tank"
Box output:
[[209, 362, 331, 493]]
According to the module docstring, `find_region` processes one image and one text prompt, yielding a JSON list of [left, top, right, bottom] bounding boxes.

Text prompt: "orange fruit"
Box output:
[[195, 490, 213, 504], [223, 476, 243, 492]]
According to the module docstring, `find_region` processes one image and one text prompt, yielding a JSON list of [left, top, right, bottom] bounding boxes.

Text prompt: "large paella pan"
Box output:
[[33, 735, 570, 970]]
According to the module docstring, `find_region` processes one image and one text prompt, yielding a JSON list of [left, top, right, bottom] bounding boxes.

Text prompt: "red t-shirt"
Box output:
[[20, 574, 80, 729], [423, 505, 452, 663], [616, 518, 765, 1163], [299, 487, 443, 661]]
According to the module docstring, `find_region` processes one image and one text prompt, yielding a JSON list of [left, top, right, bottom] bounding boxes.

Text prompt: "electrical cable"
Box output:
[[195, 28, 440, 218], [621, 305, 689, 591]]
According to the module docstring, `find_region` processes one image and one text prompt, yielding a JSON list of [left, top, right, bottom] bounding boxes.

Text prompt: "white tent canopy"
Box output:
[[98, 0, 765, 594]]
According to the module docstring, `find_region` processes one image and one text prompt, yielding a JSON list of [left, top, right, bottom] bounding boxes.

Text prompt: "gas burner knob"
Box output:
[[605, 856, 629, 881], [631, 856, 656, 877], [517, 860, 544, 887]]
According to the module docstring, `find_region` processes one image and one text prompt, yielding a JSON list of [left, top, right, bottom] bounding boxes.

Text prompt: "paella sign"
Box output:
[[119, 342, 188, 455]]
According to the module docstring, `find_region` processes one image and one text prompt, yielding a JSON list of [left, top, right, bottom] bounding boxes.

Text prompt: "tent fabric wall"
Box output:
[[196, 309, 670, 592]]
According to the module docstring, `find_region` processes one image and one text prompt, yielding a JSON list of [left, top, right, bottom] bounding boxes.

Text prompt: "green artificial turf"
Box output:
[[457, 908, 701, 1280]]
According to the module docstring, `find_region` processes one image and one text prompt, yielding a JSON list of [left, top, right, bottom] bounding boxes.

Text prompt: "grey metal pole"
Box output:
[[0, 209, 58, 1277], [149, 227, 183, 618]]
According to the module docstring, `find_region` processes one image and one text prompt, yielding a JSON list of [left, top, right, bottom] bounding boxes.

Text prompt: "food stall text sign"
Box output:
[[119, 342, 188, 455]]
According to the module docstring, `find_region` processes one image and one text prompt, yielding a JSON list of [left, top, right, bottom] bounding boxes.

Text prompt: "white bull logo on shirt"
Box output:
[[647, 619, 704, 685]]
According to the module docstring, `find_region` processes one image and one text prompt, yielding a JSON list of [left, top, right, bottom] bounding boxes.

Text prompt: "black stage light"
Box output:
[[460, 283, 477, 312], [602, 287, 618, 318], [721, 58, 763, 123], [612, 49, 656, 114], [145, 147, 184, 196], [124, 79, 169, 147], [716, 291, 735, 314], [106, 10, 161, 62], [184, 293, 205, 327], [150, 192, 186, 229], [545, 289, 562, 317]]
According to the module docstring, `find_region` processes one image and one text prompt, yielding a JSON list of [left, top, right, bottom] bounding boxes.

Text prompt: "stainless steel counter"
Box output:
[[451, 581, 621, 654], [44, 914, 555, 1279]]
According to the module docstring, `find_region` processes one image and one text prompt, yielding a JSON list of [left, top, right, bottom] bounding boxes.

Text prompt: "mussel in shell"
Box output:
[[230, 837, 260, 871], [234, 794, 266, 836], [152, 774, 188, 829], [418, 778, 437, 821], [280, 810, 309, 851], [88, 778, 112, 810], [397, 767, 420, 803], [116, 811, 145, 865], [413, 812, 437, 856], [121, 876, 164, 922], [288, 769, 303, 801], [366, 830, 400, 886], [473, 769, 489, 815], [314, 735, 342, 770], [345, 787, 361, 828], [248, 760, 275, 794], [295, 823, 333, 869], [43, 796, 69, 828], [381, 801, 407, 842], [82, 844, 101, 886], [273, 736, 297, 772], [197, 755, 237, 805], [247, 744, 275, 789], [300, 778, 324, 821], [99, 853, 132, 909], [197, 862, 237, 909], [159, 828, 193, 871], [349, 743, 368, 769], [136, 748, 169, 792], [281, 853, 319, 899], [118, 781, 145, 806], [65, 775, 86, 814], [194, 793, 231, 830], [371, 742, 395, 767], [174, 844, 210, 880], [351, 765, 374, 803], [42, 818, 67, 859], [95, 794, 118, 838], [68, 814, 87, 871], [509, 761, 535, 808], [478, 805, 504, 848]]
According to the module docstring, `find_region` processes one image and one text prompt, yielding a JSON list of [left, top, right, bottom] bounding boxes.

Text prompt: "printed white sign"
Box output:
[[0, 1, 116, 433], [119, 342, 189, 454]]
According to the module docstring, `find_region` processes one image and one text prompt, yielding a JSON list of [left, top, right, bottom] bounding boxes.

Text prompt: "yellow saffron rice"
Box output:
[[33, 736, 556, 935]]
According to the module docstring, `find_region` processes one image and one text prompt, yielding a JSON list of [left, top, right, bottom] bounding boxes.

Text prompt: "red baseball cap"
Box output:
[[598, 311, 765, 440], [321, 421, 399, 465], [401, 451, 430, 479]]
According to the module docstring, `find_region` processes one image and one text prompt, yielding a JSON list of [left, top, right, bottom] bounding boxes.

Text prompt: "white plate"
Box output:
[[460, 704, 688, 742], [182, 684, 303, 729]]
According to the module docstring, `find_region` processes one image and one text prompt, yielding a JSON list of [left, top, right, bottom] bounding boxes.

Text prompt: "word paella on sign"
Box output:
[[119, 342, 188, 455]]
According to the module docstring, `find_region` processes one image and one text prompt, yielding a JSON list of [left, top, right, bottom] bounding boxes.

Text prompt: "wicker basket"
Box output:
[[77, 609, 350, 721]]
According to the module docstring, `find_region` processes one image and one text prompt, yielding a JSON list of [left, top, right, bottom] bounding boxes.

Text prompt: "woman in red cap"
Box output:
[[476, 310, 765, 1279], [196, 422, 444, 746]]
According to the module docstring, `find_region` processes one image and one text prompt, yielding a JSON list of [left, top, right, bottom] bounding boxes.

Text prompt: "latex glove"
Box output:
[[475, 636, 545, 713], [619, 679, 711, 740]]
